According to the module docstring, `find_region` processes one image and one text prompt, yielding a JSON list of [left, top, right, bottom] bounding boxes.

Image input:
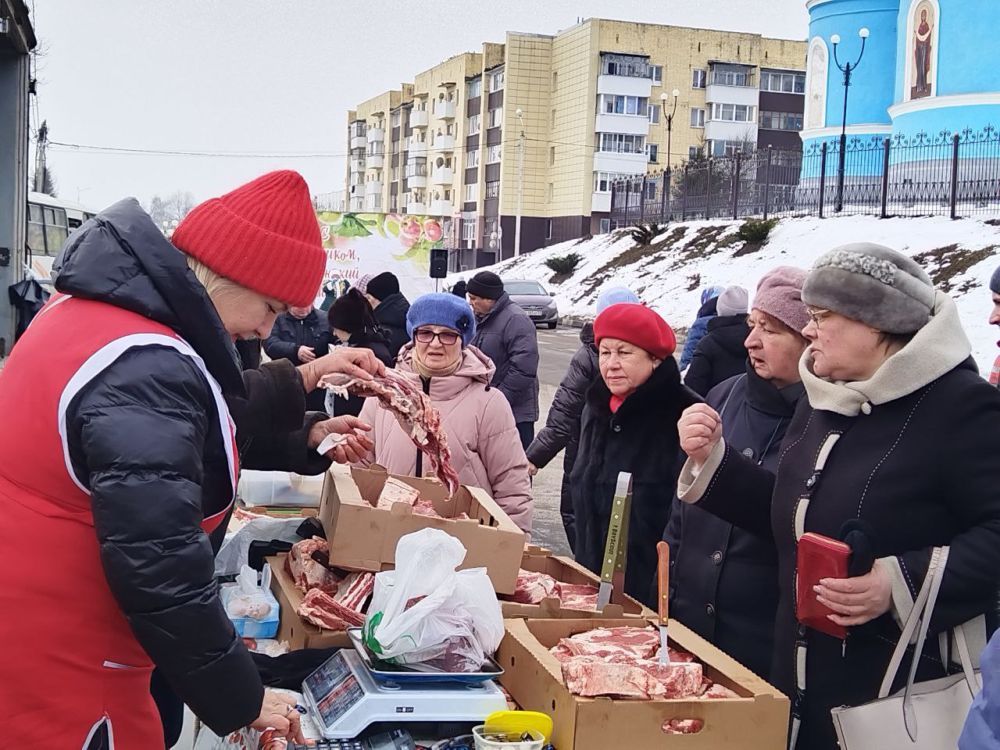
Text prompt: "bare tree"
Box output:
[[146, 191, 196, 230]]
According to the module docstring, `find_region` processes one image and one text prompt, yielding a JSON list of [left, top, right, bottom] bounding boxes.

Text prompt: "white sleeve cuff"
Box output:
[[676, 439, 726, 504]]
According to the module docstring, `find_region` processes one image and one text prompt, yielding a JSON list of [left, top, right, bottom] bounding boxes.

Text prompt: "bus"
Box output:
[[27, 191, 97, 285]]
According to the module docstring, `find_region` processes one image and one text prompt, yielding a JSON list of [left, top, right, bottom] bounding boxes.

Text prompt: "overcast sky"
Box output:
[[30, 0, 807, 212]]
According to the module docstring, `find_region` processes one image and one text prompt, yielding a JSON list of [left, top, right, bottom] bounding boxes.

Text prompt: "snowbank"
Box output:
[[450, 215, 1000, 373]]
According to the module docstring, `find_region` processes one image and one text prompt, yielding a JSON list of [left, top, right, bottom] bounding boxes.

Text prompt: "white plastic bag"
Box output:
[[362, 528, 503, 671], [225, 565, 274, 620]]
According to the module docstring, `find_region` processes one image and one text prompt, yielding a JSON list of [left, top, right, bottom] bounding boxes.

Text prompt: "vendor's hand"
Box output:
[[249, 690, 308, 745], [297, 345, 317, 363], [678, 403, 723, 469], [814, 560, 892, 627], [309, 416, 374, 463], [527, 462, 538, 477], [300, 347, 386, 392]]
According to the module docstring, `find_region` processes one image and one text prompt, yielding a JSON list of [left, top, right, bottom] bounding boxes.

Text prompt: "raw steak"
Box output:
[[321, 370, 461, 493], [701, 683, 740, 699], [287, 537, 339, 595], [662, 719, 704, 735], [549, 626, 661, 661], [555, 583, 599, 611], [511, 570, 559, 604], [298, 588, 365, 629], [561, 656, 703, 699], [334, 571, 375, 612]]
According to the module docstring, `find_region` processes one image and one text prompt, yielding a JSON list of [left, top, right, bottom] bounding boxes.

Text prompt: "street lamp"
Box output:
[[514, 108, 525, 258], [831, 27, 870, 213], [660, 89, 680, 169]]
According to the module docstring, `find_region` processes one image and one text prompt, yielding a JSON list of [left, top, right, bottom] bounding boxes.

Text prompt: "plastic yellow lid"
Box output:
[[483, 711, 553, 743]]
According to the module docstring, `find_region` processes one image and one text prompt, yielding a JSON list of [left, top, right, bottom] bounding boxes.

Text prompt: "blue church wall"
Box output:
[[893, 106, 1000, 141]]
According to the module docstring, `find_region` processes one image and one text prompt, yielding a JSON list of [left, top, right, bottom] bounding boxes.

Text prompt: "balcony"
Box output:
[[365, 180, 382, 195], [594, 113, 650, 136], [705, 83, 759, 106], [429, 199, 454, 216], [434, 134, 456, 152], [596, 74, 652, 98], [351, 134, 368, 150], [367, 154, 384, 169], [350, 196, 364, 211], [431, 166, 454, 185], [591, 191, 612, 213], [350, 158, 366, 173], [367, 127, 384, 143], [407, 137, 427, 155], [592, 150, 647, 174], [434, 100, 457, 119], [409, 109, 429, 129], [406, 200, 427, 215], [704, 119, 757, 143]]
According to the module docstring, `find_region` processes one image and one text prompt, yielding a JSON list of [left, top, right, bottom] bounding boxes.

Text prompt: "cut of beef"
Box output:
[[297, 588, 366, 630], [560, 656, 702, 699], [287, 537, 339, 595], [334, 571, 375, 612], [554, 583, 599, 611], [511, 570, 559, 604], [321, 370, 461, 493], [701, 683, 740, 699], [662, 719, 705, 735], [549, 626, 661, 661]]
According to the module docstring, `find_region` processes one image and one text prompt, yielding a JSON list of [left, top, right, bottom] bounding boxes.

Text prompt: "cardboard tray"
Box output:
[[497, 618, 789, 750], [266, 553, 353, 650], [319, 466, 525, 595], [500, 546, 655, 619]]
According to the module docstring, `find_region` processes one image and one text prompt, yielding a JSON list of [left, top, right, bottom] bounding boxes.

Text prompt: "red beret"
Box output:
[[594, 303, 676, 360]]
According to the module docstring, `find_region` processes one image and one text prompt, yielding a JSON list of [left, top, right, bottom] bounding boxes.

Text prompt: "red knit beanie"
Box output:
[[594, 303, 676, 360], [171, 170, 326, 307]]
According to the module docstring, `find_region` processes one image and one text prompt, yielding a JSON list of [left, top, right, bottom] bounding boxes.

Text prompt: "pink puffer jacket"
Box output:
[[357, 345, 533, 533]]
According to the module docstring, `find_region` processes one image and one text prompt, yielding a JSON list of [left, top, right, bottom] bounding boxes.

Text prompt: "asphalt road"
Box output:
[[527, 325, 586, 558]]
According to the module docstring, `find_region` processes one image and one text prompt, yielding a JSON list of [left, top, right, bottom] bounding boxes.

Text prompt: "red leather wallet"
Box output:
[[796, 532, 850, 639]]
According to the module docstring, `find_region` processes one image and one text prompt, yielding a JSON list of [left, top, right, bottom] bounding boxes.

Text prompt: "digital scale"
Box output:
[[302, 634, 508, 740]]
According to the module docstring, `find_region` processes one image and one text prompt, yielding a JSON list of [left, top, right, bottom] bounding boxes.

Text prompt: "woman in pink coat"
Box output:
[[358, 293, 533, 532]]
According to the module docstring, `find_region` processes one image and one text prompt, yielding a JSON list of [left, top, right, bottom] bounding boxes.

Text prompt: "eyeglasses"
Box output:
[[414, 328, 460, 345], [805, 307, 833, 327]]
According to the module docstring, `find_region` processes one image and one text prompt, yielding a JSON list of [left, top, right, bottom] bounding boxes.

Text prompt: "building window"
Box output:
[[489, 107, 503, 128], [759, 110, 804, 131], [648, 104, 661, 124], [690, 108, 706, 127], [689, 145, 702, 160], [405, 160, 427, 179], [466, 149, 480, 168], [760, 70, 806, 94], [486, 144, 502, 163], [550, 146, 556, 166], [709, 139, 751, 158], [551, 109, 556, 128], [692, 69, 707, 89], [467, 77, 482, 99], [598, 94, 649, 116], [651, 65, 663, 85], [599, 218, 611, 233], [647, 144, 659, 163], [390, 111, 401, 128], [601, 53, 651, 79], [390, 195, 397, 211], [464, 184, 478, 203], [350, 120, 367, 138], [593, 172, 630, 193], [548, 183, 554, 203], [485, 180, 500, 199], [462, 220, 477, 242], [489, 69, 505, 92], [598, 133, 646, 154], [710, 103, 755, 122], [391, 167, 399, 182], [468, 114, 481, 135], [545, 219, 553, 240], [552, 71, 558, 90], [645, 181, 657, 200], [710, 64, 754, 87]]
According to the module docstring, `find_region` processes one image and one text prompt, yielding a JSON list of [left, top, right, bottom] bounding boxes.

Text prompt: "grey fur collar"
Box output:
[[799, 292, 971, 416]]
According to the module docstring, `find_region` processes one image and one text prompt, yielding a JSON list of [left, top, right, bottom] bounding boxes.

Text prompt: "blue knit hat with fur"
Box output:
[[406, 293, 477, 347]]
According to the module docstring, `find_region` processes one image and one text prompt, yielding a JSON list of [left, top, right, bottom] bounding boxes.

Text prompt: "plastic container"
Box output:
[[220, 565, 281, 638], [238, 470, 324, 508], [472, 726, 544, 750]]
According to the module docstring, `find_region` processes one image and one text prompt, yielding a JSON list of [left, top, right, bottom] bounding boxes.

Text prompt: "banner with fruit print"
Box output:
[[314, 212, 443, 307]]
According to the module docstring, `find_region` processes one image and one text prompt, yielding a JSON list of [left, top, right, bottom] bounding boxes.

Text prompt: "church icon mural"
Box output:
[[908, 0, 937, 100]]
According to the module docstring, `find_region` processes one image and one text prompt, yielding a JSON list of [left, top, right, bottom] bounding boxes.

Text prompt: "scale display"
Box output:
[[302, 651, 507, 740]]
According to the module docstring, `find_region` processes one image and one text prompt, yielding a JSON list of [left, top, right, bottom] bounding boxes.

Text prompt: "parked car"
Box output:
[[504, 279, 558, 329]]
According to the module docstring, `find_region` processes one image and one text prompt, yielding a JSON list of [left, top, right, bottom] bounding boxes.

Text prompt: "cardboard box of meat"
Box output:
[[501, 546, 655, 619], [498, 618, 789, 750], [266, 543, 374, 650], [319, 465, 525, 595]]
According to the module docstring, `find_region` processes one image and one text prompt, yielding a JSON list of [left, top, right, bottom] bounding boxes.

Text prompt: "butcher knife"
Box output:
[[596, 472, 633, 611], [656, 541, 670, 664]]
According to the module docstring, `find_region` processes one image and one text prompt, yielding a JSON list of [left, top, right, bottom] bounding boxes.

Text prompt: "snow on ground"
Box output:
[[450, 215, 1000, 373]]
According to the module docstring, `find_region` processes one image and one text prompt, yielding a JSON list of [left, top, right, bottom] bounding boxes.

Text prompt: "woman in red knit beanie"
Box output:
[[0, 171, 384, 748], [569, 302, 698, 606]]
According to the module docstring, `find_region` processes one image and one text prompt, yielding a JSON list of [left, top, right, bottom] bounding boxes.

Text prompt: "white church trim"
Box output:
[[800, 124, 894, 140], [889, 92, 1000, 119]]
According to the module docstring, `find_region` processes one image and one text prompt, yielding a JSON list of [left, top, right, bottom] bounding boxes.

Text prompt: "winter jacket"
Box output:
[[263, 309, 332, 410], [357, 345, 533, 533], [572, 359, 698, 605], [678, 293, 1000, 750], [373, 292, 411, 363], [0, 199, 267, 743], [665, 364, 803, 679], [679, 297, 718, 370], [525, 323, 597, 551], [325, 331, 395, 417], [684, 314, 750, 396], [959, 629, 1000, 749], [235, 337, 262, 370], [471, 292, 540, 424]]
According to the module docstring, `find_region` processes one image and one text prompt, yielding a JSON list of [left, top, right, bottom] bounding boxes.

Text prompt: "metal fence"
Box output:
[[610, 126, 1000, 227]]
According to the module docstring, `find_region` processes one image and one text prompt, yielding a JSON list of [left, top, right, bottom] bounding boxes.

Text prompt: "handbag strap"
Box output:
[[953, 622, 982, 692], [877, 547, 944, 698]]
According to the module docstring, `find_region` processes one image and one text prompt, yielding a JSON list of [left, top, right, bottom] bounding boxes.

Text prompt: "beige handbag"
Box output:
[[830, 547, 982, 749]]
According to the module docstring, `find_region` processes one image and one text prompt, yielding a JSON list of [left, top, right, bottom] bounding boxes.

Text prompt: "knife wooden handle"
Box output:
[[656, 541, 670, 625]]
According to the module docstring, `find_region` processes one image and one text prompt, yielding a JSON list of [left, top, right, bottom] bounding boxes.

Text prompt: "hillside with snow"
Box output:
[[451, 216, 1000, 373]]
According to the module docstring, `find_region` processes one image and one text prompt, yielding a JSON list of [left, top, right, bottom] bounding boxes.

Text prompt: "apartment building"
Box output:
[[343, 19, 806, 265]]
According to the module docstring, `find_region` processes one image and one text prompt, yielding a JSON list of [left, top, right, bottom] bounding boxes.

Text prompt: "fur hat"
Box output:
[[753, 266, 809, 334], [467, 271, 504, 300], [366, 272, 400, 302], [594, 303, 676, 360], [803, 243, 935, 334], [596, 286, 640, 314], [406, 293, 477, 347], [716, 286, 749, 317]]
